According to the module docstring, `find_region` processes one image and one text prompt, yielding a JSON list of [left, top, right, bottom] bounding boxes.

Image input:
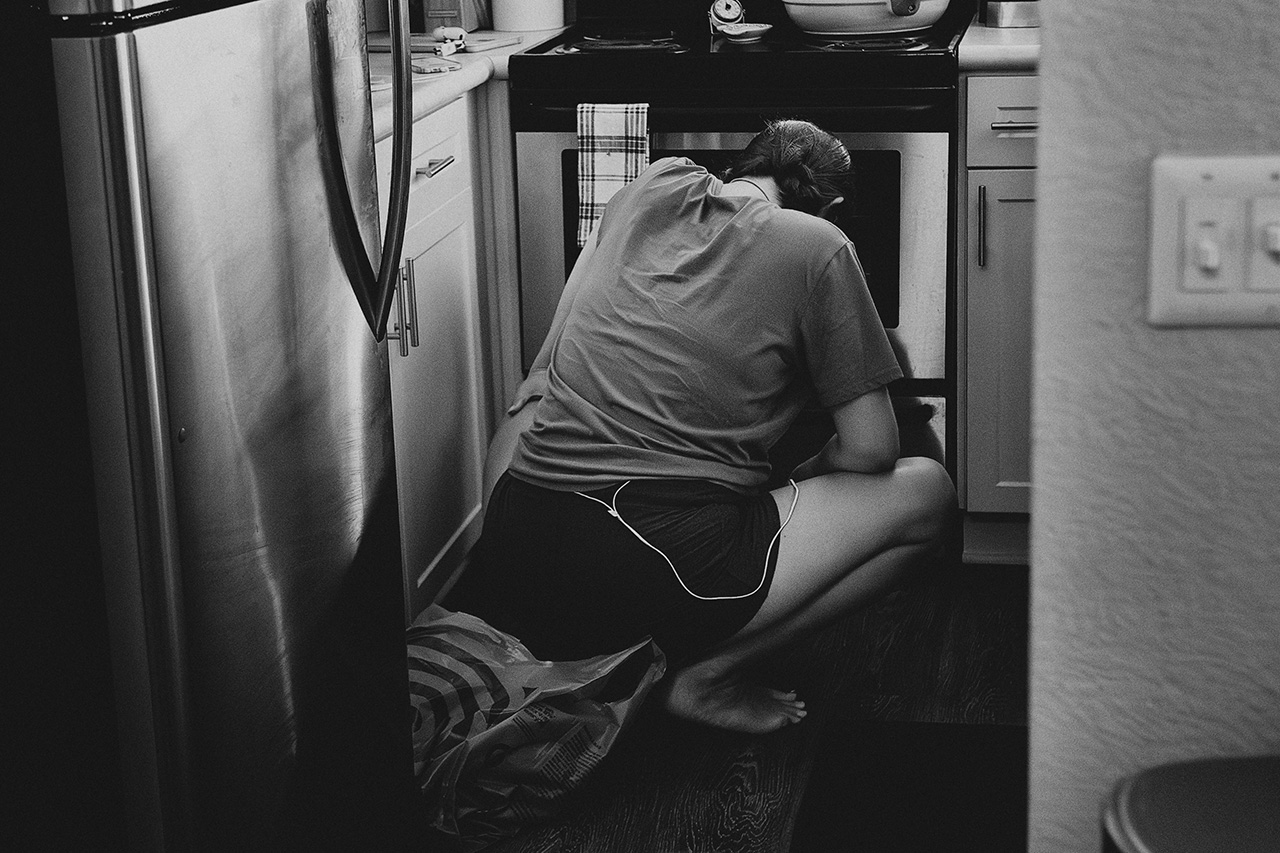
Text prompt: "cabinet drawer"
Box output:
[[966, 75, 1039, 168], [376, 96, 471, 231]]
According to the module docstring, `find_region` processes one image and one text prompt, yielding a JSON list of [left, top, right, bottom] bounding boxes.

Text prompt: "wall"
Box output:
[[1030, 0, 1280, 850]]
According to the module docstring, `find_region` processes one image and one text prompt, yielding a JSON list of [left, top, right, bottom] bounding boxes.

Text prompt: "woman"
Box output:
[[446, 120, 955, 734]]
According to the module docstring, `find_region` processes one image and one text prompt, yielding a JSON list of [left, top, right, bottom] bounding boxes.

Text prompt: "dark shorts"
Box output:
[[443, 472, 788, 665]]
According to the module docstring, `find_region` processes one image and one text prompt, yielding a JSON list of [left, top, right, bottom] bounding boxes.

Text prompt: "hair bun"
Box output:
[[721, 119, 854, 215], [781, 159, 816, 184]]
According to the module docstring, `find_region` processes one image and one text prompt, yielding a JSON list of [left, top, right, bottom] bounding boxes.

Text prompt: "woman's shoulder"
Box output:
[[648, 156, 703, 174], [636, 156, 711, 186], [622, 158, 716, 205], [767, 207, 851, 255]]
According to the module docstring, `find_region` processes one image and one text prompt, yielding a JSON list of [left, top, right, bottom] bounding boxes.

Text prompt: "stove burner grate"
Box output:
[[581, 28, 676, 42], [812, 35, 930, 52], [556, 33, 690, 54]]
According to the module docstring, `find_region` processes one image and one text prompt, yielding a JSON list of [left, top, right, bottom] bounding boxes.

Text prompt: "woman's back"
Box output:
[[509, 157, 900, 493]]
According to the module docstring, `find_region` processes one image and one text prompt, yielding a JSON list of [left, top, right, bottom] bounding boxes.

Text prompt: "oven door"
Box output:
[[514, 129, 949, 385]]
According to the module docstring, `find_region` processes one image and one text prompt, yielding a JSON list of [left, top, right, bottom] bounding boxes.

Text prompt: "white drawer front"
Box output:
[[376, 96, 471, 230], [966, 75, 1039, 168]]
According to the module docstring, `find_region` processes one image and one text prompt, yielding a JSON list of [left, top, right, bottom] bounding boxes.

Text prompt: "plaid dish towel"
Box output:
[[577, 103, 649, 247]]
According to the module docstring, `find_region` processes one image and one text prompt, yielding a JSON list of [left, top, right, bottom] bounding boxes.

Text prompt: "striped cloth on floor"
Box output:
[[576, 103, 649, 247]]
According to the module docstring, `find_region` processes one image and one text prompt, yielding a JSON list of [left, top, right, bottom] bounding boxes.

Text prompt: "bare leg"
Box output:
[[657, 456, 956, 733]]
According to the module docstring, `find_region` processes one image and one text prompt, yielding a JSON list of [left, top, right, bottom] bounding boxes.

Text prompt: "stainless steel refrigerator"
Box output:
[[45, 0, 419, 847]]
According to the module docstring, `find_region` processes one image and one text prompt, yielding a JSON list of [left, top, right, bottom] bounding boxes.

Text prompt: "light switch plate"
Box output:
[[1148, 154, 1280, 326]]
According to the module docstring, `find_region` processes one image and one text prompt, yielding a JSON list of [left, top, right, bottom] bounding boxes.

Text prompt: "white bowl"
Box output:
[[782, 0, 950, 36]]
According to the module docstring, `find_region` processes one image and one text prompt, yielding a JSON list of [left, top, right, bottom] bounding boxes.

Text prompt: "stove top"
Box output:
[[507, 4, 973, 132], [532, 19, 962, 57], [511, 10, 969, 95]]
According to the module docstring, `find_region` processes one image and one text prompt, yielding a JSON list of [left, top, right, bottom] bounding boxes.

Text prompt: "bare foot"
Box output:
[[656, 665, 807, 734]]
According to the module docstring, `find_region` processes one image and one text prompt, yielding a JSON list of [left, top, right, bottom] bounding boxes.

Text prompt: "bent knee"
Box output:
[[893, 456, 956, 544]]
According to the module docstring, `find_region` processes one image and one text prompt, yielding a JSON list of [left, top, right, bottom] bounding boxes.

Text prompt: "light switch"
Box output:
[[1180, 196, 1239, 291], [1149, 154, 1280, 325], [1247, 196, 1280, 292]]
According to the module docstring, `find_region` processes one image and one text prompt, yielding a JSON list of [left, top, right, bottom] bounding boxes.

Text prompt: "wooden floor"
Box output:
[[474, 560, 1029, 853]]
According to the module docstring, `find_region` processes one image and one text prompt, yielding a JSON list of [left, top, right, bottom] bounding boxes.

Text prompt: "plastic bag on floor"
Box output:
[[408, 605, 666, 850]]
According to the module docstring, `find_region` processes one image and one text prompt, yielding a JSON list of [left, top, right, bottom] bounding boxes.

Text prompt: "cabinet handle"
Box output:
[[415, 155, 455, 179], [990, 120, 1038, 134], [404, 257, 420, 348], [386, 264, 412, 357], [977, 184, 987, 269]]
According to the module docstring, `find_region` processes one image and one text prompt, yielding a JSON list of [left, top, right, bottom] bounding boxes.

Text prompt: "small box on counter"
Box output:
[[414, 0, 491, 33]]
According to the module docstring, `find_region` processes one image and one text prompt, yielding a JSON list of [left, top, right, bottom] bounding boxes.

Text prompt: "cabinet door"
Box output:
[[966, 169, 1035, 513], [390, 190, 486, 621]]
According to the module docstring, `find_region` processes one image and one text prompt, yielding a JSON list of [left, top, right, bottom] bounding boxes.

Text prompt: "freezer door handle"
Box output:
[[311, 0, 414, 342], [387, 261, 419, 356]]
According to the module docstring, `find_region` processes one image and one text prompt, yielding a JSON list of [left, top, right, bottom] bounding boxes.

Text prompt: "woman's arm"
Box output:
[[482, 398, 538, 511], [790, 386, 900, 480], [507, 225, 601, 414], [484, 227, 602, 510]]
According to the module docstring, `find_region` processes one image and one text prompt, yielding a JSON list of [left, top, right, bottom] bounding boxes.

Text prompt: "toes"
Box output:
[[763, 686, 808, 726], [767, 687, 799, 701]]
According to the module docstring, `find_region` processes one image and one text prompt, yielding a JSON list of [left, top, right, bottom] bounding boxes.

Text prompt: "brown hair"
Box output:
[[722, 119, 854, 215]]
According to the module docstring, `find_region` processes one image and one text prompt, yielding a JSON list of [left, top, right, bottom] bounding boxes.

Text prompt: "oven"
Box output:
[[516, 128, 948, 379], [507, 1, 972, 471]]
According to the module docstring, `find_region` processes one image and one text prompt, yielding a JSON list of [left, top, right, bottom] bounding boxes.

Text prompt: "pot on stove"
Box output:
[[782, 0, 951, 36]]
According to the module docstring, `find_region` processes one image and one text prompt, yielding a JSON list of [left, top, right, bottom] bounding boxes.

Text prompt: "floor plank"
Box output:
[[789, 720, 1028, 852], [446, 411, 1028, 851], [788, 565, 1029, 850], [477, 561, 1028, 852]]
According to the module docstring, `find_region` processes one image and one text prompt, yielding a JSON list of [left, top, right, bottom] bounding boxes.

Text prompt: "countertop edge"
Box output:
[[368, 57, 491, 142], [369, 28, 564, 142], [957, 17, 1041, 72], [483, 28, 565, 79], [369, 56, 491, 142], [958, 48, 1039, 72]]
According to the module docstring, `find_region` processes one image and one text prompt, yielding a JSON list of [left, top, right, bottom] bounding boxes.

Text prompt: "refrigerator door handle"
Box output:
[[311, 0, 413, 341], [387, 265, 411, 357], [405, 256, 420, 348]]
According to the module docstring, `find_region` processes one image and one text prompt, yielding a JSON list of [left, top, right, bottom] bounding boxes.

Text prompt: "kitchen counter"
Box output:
[[958, 16, 1041, 71], [367, 28, 562, 141]]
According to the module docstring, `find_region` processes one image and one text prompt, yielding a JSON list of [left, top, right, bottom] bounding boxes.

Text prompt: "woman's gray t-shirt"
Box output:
[[509, 157, 902, 493]]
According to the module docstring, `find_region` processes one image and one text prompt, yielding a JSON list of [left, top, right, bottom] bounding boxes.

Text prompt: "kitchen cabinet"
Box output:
[[376, 95, 488, 622], [965, 168, 1035, 512], [960, 75, 1038, 522]]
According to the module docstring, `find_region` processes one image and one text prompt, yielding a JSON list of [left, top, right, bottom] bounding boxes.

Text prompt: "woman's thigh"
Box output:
[[755, 456, 955, 624]]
